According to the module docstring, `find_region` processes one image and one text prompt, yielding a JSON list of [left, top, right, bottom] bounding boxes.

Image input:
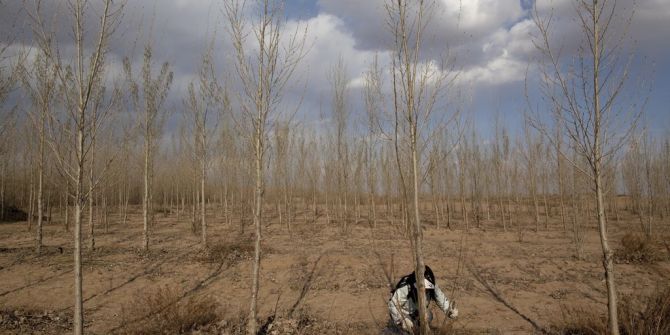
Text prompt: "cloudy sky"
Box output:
[[2, 0, 669, 139]]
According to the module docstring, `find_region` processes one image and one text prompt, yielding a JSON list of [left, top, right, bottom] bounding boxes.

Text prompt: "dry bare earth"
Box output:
[[0, 205, 668, 334]]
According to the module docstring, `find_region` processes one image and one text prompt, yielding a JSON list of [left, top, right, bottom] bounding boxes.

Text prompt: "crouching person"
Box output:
[[387, 265, 458, 334]]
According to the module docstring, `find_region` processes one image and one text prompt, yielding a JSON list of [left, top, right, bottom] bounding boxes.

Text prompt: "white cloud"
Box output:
[[457, 52, 527, 86], [284, 13, 387, 97], [440, 0, 525, 33]]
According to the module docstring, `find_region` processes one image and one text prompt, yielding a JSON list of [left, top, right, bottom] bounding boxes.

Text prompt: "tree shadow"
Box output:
[[288, 252, 325, 318], [467, 261, 549, 334]]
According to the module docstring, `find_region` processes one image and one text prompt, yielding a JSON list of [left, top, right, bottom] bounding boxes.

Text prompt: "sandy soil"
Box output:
[[0, 205, 668, 334]]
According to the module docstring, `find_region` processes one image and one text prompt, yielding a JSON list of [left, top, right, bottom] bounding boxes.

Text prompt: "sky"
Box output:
[[1, 0, 669, 140]]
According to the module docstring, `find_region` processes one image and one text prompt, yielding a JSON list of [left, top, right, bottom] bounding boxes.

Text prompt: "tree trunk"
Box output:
[[591, 3, 619, 330], [88, 176, 94, 251], [28, 173, 34, 232], [248, 127, 263, 335], [411, 132, 429, 335], [143, 130, 150, 251], [36, 125, 44, 254], [445, 197, 452, 230], [103, 195, 108, 233], [201, 157, 207, 247], [596, 169, 619, 334], [88, 136, 95, 251], [123, 182, 129, 227], [0, 162, 4, 222], [370, 191, 376, 228], [74, 109, 85, 335], [499, 196, 506, 232], [64, 192, 69, 232], [532, 189, 540, 233], [543, 193, 549, 229], [192, 184, 197, 233]]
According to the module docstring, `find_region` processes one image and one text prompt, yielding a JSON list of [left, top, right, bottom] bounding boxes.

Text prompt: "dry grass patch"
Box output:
[[0, 308, 71, 334], [118, 285, 218, 335], [197, 241, 255, 264], [550, 287, 670, 335], [615, 233, 661, 264]]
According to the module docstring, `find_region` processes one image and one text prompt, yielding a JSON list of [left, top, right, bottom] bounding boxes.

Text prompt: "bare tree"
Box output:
[[456, 136, 469, 230], [124, 43, 173, 251], [184, 48, 221, 248], [385, 0, 456, 333], [28, 0, 125, 333], [224, 1, 307, 332], [521, 123, 541, 232], [18, 50, 57, 254], [363, 55, 383, 228], [530, 1, 645, 332], [273, 120, 294, 234], [0, 11, 19, 222], [663, 136, 670, 218], [329, 56, 350, 230], [554, 117, 568, 231], [493, 117, 511, 231]]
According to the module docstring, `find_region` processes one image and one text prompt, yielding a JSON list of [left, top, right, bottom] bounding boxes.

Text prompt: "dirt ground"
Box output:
[[0, 205, 668, 334]]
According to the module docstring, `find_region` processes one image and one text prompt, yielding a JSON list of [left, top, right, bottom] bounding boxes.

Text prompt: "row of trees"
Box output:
[[0, 0, 662, 334], [4, 101, 667, 237]]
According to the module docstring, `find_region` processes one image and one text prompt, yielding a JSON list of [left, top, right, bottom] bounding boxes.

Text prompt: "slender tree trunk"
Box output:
[[432, 189, 440, 228], [445, 197, 452, 229], [499, 196, 506, 232], [28, 173, 34, 231], [343, 189, 348, 233], [181, 197, 185, 223], [277, 201, 282, 226], [596, 168, 619, 334], [123, 182, 129, 226], [192, 182, 197, 233], [88, 131, 96, 251], [74, 110, 85, 335], [506, 198, 512, 229], [225, 187, 230, 225], [99, 194, 105, 233], [201, 156, 206, 247], [410, 131, 429, 335], [36, 124, 44, 254], [325, 189, 330, 224], [543, 193, 549, 229], [0, 162, 4, 222], [312, 187, 317, 221], [88, 176, 94, 251], [249, 127, 263, 335], [64, 191, 69, 232], [143, 131, 150, 251], [532, 188, 540, 233], [462, 197, 469, 231]]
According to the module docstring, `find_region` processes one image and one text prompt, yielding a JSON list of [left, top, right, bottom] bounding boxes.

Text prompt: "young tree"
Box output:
[[521, 123, 541, 232], [385, 0, 456, 333], [0, 17, 19, 223], [273, 121, 293, 233], [18, 51, 57, 254], [124, 44, 173, 251], [363, 56, 383, 228], [184, 49, 221, 248], [329, 57, 350, 229], [224, 1, 307, 332], [28, 1, 125, 333], [493, 117, 511, 231], [531, 1, 645, 333]]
